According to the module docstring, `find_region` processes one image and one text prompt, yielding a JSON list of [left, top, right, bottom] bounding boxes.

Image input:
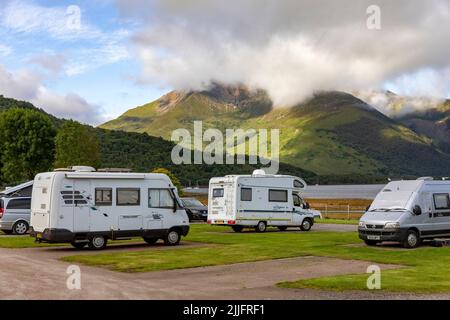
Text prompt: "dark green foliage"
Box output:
[[0, 108, 56, 183], [54, 120, 101, 168]]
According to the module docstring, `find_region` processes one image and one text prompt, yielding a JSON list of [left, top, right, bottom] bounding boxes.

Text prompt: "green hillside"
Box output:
[[101, 86, 450, 177], [0, 95, 316, 185]]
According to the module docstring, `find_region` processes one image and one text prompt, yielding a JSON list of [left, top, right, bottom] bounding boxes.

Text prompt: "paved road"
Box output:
[[0, 241, 448, 300]]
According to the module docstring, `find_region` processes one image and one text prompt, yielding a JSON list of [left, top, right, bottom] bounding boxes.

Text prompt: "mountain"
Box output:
[[0, 94, 316, 185], [101, 85, 450, 177], [397, 100, 450, 154]]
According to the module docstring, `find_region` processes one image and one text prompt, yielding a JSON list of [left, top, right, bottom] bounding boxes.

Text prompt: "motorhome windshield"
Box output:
[[369, 190, 413, 212]]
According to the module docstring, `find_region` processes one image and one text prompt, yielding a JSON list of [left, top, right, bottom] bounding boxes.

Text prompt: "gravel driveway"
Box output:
[[0, 241, 448, 300]]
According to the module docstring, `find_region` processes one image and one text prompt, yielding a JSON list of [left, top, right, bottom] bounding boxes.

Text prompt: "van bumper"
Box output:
[[358, 227, 408, 242], [30, 227, 74, 243]]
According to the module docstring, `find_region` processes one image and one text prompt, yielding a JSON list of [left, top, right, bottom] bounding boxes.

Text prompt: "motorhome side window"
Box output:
[[241, 188, 252, 201], [116, 188, 140, 206], [433, 193, 450, 210], [95, 188, 112, 206], [213, 188, 224, 198], [269, 189, 288, 202], [148, 189, 174, 208]]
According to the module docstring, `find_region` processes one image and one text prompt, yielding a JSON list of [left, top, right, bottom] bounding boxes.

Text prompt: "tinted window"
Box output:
[[293, 194, 301, 207], [269, 189, 288, 202], [6, 198, 31, 210], [293, 180, 304, 188], [117, 188, 140, 206], [241, 188, 252, 201], [95, 188, 112, 206], [433, 193, 450, 210], [213, 188, 224, 198], [148, 189, 175, 208]]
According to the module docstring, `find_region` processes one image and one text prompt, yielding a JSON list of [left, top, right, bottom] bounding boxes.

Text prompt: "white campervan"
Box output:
[[359, 178, 450, 248], [30, 166, 189, 250], [207, 170, 317, 232]]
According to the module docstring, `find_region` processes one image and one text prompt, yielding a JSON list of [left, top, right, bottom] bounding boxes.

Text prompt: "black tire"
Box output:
[[255, 221, 267, 233], [232, 225, 244, 232], [1, 230, 13, 235], [300, 218, 312, 231], [13, 221, 29, 235], [88, 235, 108, 250], [364, 240, 380, 246], [403, 230, 420, 249], [71, 241, 87, 249], [164, 229, 181, 246], [143, 237, 159, 245], [278, 226, 288, 231]]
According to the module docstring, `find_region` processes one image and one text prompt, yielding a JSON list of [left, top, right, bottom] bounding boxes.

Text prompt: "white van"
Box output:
[[207, 170, 318, 232], [30, 167, 189, 249], [359, 178, 450, 248]]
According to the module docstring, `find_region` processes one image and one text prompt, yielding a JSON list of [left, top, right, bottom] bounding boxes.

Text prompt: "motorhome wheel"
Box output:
[[231, 225, 244, 232], [13, 221, 29, 235], [255, 221, 267, 232], [164, 229, 181, 246], [300, 218, 312, 231], [88, 236, 107, 250], [143, 237, 158, 245], [403, 230, 420, 249], [71, 241, 87, 249]]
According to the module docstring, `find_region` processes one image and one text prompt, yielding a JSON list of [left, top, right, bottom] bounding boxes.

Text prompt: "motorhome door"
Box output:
[[72, 180, 91, 232]]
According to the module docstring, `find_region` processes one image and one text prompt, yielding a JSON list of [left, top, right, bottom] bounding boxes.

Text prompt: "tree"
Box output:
[[54, 120, 101, 169], [151, 168, 184, 196], [0, 108, 56, 183]]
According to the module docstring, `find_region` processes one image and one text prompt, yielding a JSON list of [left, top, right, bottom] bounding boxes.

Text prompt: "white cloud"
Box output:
[[0, 44, 12, 56], [0, 0, 100, 40], [116, 0, 450, 106], [0, 64, 106, 125], [0, 1, 131, 76]]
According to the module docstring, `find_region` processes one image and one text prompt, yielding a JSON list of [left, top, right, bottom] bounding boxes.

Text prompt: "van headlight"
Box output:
[[358, 221, 365, 227], [384, 222, 400, 229]]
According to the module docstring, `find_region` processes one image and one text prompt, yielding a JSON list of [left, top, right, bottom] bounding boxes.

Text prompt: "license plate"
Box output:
[[36, 233, 42, 239], [215, 220, 224, 224], [367, 235, 381, 240]]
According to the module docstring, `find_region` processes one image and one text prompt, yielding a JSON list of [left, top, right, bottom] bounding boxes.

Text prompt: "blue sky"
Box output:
[[0, 0, 449, 125]]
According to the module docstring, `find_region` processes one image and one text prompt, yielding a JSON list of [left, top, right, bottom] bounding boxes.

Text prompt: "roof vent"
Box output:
[[71, 166, 96, 172], [252, 169, 266, 176], [417, 177, 434, 181]]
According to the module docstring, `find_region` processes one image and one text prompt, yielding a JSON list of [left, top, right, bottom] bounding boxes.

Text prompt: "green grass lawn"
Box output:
[[315, 218, 359, 225], [60, 224, 450, 293]]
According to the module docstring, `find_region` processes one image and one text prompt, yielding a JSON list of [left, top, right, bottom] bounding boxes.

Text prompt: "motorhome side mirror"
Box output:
[[413, 205, 422, 216], [365, 205, 370, 212]]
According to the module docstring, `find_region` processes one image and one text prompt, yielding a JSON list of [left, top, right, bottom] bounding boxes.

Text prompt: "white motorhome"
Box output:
[[359, 178, 450, 248], [207, 170, 318, 232], [30, 166, 189, 249]]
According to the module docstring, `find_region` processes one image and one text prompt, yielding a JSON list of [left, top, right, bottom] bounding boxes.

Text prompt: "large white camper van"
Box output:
[[30, 166, 189, 249], [207, 170, 317, 232], [359, 178, 450, 248]]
